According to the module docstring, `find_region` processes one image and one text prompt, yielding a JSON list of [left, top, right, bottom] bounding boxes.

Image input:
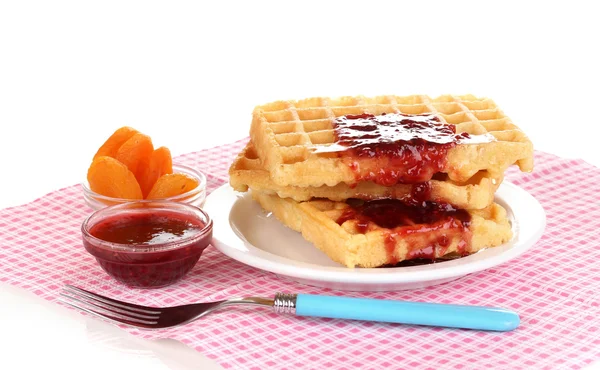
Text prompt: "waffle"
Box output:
[[230, 142, 503, 209], [250, 94, 533, 187], [252, 191, 512, 268]]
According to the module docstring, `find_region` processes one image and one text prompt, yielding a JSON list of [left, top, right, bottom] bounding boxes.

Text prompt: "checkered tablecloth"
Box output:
[[1, 138, 599, 369]]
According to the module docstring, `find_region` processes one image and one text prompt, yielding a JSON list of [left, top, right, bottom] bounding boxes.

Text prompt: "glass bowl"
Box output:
[[81, 201, 213, 288], [82, 163, 206, 210]]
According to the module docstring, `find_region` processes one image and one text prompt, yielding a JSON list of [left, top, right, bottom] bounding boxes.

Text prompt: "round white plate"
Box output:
[[204, 182, 546, 291]]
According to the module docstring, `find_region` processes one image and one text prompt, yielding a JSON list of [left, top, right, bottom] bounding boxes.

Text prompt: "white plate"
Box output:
[[204, 183, 546, 291]]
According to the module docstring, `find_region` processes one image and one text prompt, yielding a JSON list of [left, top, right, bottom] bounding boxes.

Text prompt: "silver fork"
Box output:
[[59, 285, 294, 329], [58, 284, 521, 331]]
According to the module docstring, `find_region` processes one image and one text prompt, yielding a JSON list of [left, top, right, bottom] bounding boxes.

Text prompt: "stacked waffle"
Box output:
[[229, 95, 534, 268]]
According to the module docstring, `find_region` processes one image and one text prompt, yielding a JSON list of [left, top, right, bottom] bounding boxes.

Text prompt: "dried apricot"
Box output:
[[147, 173, 199, 199], [115, 133, 154, 184], [93, 127, 139, 160], [87, 156, 143, 200], [139, 146, 174, 198]]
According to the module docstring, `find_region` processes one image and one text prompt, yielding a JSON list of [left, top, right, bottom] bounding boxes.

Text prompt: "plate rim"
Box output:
[[205, 182, 546, 285]]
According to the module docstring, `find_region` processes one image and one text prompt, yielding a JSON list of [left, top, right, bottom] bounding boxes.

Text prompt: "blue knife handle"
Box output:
[[294, 294, 519, 331]]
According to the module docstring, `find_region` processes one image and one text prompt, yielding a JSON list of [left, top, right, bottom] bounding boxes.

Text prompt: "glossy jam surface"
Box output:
[[335, 113, 461, 147], [408, 182, 432, 207], [318, 113, 472, 186], [336, 199, 472, 265], [90, 213, 205, 245], [84, 210, 211, 288]]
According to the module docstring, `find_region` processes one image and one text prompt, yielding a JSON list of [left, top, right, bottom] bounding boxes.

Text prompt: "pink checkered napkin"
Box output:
[[1, 138, 599, 370]]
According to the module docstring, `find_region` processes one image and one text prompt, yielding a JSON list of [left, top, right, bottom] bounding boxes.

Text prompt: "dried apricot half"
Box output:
[[87, 156, 143, 200], [139, 146, 173, 198], [93, 127, 139, 160], [147, 173, 199, 199], [115, 133, 154, 184]]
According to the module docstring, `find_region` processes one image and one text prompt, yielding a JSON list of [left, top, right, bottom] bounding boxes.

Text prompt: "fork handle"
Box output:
[[291, 294, 519, 332]]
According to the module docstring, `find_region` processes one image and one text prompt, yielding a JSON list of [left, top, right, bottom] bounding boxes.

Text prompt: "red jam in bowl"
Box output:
[[81, 201, 212, 288]]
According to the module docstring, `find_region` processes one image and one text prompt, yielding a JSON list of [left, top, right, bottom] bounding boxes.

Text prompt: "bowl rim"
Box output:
[[81, 200, 213, 253], [82, 162, 206, 203]]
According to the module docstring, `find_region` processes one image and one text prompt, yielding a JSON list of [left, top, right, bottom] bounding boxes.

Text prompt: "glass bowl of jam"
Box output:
[[81, 201, 213, 288], [82, 163, 207, 211]]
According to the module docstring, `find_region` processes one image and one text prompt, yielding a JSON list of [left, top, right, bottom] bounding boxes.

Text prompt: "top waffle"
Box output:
[[250, 94, 534, 187]]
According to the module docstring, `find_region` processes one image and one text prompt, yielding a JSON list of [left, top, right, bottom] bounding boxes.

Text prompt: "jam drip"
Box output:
[[336, 199, 472, 265], [329, 113, 470, 186]]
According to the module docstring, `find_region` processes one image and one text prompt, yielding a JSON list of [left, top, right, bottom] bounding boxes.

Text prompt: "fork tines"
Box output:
[[59, 285, 161, 328]]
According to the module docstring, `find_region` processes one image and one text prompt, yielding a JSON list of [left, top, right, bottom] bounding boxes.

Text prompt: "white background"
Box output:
[[0, 1, 599, 369]]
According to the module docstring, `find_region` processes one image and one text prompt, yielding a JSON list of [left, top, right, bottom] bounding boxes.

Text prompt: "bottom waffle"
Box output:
[[230, 143, 502, 209], [252, 191, 512, 268]]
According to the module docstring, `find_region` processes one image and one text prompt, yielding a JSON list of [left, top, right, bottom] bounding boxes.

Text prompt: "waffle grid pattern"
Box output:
[[1, 138, 599, 369], [250, 94, 533, 186]]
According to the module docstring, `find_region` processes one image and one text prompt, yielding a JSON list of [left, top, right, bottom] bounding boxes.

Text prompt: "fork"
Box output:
[[58, 284, 520, 331]]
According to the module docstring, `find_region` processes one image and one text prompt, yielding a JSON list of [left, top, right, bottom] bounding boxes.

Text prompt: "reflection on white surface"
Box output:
[[0, 283, 221, 370]]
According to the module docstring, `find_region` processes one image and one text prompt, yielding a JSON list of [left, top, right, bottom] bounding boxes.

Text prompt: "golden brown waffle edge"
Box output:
[[251, 191, 513, 268], [249, 94, 533, 187], [229, 142, 503, 209]]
